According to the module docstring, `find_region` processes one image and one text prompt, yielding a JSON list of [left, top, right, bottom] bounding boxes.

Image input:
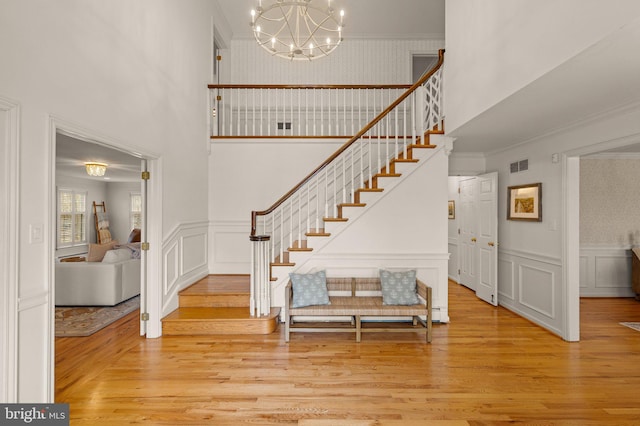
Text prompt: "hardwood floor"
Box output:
[[55, 280, 640, 425]]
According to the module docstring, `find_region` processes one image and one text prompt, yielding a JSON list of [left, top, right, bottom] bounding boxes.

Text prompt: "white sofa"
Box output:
[[55, 258, 140, 306]]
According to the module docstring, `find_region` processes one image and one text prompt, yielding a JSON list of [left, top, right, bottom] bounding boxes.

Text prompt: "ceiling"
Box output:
[[56, 133, 141, 183], [448, 18, 640, 154], [216, 0, 445, 40]]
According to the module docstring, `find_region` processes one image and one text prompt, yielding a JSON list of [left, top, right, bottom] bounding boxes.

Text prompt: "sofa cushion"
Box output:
[[379, 269, 420, 305], [87, 240, 118, 262], [102, 248, 133, 263], [290, 270, 331, 308]]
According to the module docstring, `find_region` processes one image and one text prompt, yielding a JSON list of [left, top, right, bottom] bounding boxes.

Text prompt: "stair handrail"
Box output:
[[250, 49, 445, 235]]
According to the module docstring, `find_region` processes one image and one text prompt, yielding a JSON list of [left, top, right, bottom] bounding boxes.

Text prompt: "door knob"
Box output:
[[471, 238, 477, 242], [488, 242, 495, 247]]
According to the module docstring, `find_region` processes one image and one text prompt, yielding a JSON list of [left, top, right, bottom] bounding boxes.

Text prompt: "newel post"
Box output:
[[249, 234, 271, 317]]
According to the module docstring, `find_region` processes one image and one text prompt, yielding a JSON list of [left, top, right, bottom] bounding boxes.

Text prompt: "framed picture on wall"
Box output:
[[507, 183, 542, 221], [448, 200, 455, 219]]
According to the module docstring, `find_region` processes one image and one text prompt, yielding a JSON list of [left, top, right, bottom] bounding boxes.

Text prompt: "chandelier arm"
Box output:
[[251, 0, 344, 61]]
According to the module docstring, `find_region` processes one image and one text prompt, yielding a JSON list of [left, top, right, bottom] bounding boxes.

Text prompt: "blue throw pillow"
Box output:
[[379, 269, 420, 305], [290, 270, 331, 308]]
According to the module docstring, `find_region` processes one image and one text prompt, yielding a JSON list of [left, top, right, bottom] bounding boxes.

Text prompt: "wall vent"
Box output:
[[510, 159, 529, 173]]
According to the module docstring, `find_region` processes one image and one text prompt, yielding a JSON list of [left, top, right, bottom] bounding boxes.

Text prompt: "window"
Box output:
[[57, 188, 87, 248], [130, 193, 142, 231]]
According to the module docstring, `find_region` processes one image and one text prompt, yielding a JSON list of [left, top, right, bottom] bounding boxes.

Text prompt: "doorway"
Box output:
[[411, 54, 439, 82], [449, 173, 499, 306], [50, 120, 159, 342]]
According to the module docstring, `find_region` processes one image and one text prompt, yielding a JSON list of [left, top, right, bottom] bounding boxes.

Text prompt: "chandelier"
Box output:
[[85, 162, 107, 177], [250, 0, 345, 61]]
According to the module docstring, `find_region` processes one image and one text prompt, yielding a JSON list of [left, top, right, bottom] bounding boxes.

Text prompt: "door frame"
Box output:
[[48, 117, 163, 397], [0, 96, 20, 402]]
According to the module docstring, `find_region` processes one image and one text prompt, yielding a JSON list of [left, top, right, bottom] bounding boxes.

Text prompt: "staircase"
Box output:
[[161, 50, 446, 336], [268, 130, 442, 284], [162, 275, 280, 335]]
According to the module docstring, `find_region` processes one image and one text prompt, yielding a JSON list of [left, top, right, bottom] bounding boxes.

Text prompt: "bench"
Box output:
[[284, 277, 432, 343]]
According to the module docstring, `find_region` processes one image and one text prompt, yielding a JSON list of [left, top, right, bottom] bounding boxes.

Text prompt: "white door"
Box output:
[[475, 172, 499, 306], [458, 177, 477, 290]]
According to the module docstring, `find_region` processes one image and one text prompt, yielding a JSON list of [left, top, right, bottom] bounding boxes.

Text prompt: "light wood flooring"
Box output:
[[56, 279, 640, 425]]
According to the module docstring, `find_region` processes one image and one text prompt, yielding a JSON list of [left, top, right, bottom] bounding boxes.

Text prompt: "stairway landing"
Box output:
[[162, 275, 280, 336]]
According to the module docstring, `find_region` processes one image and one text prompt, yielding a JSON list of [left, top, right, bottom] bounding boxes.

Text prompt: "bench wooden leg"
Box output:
[[412, 316, 418, 326], [285, 314, 290, 343], [355, 315, 361, 342]]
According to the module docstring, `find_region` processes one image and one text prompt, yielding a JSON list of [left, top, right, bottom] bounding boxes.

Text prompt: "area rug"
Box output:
[[55, 296, 140, 337], [620, 322, 640, 332]]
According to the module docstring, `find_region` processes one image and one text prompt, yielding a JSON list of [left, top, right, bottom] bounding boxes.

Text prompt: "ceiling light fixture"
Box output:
[[250, 0, 345, 61], [85, 162, 107, 177]]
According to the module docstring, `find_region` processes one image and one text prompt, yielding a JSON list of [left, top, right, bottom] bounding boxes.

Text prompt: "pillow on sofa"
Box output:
[[87, 240, 118, 262], [102, 248, 133, 263], [127, 228, 141, 243], [379, 269, 420, 305], [290, 270, 330, 308]]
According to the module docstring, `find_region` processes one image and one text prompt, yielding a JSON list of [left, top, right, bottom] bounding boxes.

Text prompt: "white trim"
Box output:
[[498, 248, 562, 267], [0, 96, 20, 402], [564, 155, 580, 341]]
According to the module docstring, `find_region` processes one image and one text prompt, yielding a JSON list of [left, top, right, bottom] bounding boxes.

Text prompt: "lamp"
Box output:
[[251, 0, 345, 61], [85, 162, 107, 177]]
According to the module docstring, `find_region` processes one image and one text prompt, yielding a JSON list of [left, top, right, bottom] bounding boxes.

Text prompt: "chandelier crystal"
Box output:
[[85, 162, 107, 177], [251, 0, 345, 61]]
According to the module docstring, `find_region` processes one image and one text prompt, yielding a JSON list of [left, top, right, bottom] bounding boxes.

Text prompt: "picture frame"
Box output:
[[507, 183, 542, 221], [448, 200, 455, 219]]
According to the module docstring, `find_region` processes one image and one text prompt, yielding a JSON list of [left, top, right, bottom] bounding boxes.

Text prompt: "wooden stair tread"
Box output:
[[323, 217, 349, 222], [306, 231, 330, 237], [339, 203, 366, 208], [271, 262, 295, 267], [180, 275, 250, 296]]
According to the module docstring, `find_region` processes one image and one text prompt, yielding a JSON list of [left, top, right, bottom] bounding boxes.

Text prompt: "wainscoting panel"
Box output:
[[498, 258, 515, 301], [163, 241, 179, 295], [161, 221, 209, 317], [209, 221, 251, 274], [181, 232, 207, 276], [580, 246, 634, 297], [17, 291, 49, 401], [499, 249, 563, 337], [519, 265, 555, 318], [448, 241, 459, 281]]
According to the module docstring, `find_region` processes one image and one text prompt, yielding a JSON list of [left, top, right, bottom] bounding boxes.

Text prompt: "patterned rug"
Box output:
[[620, 322, 640, 332], [55, 296, 140, 337]]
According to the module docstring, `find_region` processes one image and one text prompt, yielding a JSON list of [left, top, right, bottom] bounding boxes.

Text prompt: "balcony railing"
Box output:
[[208, 84, 413, 138]]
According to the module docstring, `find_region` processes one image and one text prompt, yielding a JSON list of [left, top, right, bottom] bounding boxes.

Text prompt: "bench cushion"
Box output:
[[379, 269, 420, 305], [289, 296, 426, 316], [290, 270, 331, 308]]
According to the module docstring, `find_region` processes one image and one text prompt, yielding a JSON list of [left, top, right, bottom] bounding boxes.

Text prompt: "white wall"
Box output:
[[444, 0, 640, 134], [223, 39, 444, 84], [0, 0, 221, 402], [208, 139, 346, 273], [107, 181, 142, 244]]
